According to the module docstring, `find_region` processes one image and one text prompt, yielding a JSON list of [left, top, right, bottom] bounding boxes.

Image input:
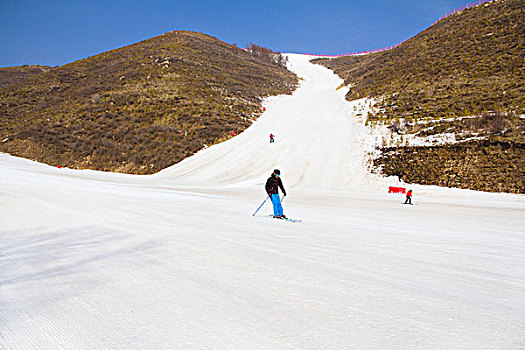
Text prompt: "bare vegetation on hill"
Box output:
[[0, 65, 52, 88], [246, 43, 289, 68], [315, 0, 524, 193], [0, 31, 297, 173]]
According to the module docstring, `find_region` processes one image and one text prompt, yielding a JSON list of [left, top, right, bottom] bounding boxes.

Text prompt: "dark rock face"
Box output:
[[375, 141, 525, 194]]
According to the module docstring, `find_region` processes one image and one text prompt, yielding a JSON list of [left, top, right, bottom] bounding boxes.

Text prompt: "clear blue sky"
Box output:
[[0, 0, 471, 67]]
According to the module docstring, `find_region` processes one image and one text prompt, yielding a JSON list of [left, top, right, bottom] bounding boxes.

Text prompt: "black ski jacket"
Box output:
[[265, 174, 286, 196]]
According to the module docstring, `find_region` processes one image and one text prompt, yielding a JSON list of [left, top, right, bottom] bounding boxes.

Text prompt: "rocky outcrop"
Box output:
[[375, 140, 525, 194]]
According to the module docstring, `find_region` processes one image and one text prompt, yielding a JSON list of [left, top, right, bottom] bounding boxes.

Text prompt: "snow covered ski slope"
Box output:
[[1, 54, 524, 349], [151, 54, 374, 190]]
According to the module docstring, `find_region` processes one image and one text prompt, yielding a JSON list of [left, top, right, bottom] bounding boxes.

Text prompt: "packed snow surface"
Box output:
[[1, 54, 524, 349]]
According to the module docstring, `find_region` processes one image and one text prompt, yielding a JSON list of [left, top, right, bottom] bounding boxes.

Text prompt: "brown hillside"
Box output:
[[0, 31, 298, 173], [314, 0, 524, 121], [315, 0, 524, 193], [0, 65, 53, 88]]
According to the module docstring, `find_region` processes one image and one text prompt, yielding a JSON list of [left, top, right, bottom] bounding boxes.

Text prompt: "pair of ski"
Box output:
[[268, 215, 302, 223]]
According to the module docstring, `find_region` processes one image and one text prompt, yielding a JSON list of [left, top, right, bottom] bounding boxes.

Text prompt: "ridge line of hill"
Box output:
[[302, 0, 495, 58]]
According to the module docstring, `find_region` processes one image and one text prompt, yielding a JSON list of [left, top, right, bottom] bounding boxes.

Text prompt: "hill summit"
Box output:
[[0, 31, 297, 173]]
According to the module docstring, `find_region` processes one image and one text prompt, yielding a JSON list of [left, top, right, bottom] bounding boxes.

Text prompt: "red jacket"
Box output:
[[406, 190, 412, 197]]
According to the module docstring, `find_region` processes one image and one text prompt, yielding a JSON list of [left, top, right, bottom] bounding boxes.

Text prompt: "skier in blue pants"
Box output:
[[265, 169, 287, 218]]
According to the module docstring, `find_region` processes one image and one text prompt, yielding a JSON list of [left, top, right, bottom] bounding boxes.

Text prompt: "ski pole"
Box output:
[[280, 195, 286, 203], [252, 195, 270, 216]]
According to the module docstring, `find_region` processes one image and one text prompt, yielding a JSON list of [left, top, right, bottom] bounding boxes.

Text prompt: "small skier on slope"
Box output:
[[269, 133, 275, 143], [404, 189, 413, 205], [265, 169, 286, 218]]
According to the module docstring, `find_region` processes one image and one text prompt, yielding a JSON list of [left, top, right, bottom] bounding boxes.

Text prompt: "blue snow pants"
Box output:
[[270, 194, 284, 216]]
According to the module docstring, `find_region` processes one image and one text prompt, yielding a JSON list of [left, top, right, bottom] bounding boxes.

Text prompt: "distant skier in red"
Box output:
[[404, 189, 413, 205], [269, 133, 274, 143]]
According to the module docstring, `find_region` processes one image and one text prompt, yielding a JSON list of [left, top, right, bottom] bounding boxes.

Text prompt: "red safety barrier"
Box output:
[[389, 186, 406, 194]]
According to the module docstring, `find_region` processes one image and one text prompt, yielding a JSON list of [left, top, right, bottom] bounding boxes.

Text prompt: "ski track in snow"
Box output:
[[1, 54, 524, 349]]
